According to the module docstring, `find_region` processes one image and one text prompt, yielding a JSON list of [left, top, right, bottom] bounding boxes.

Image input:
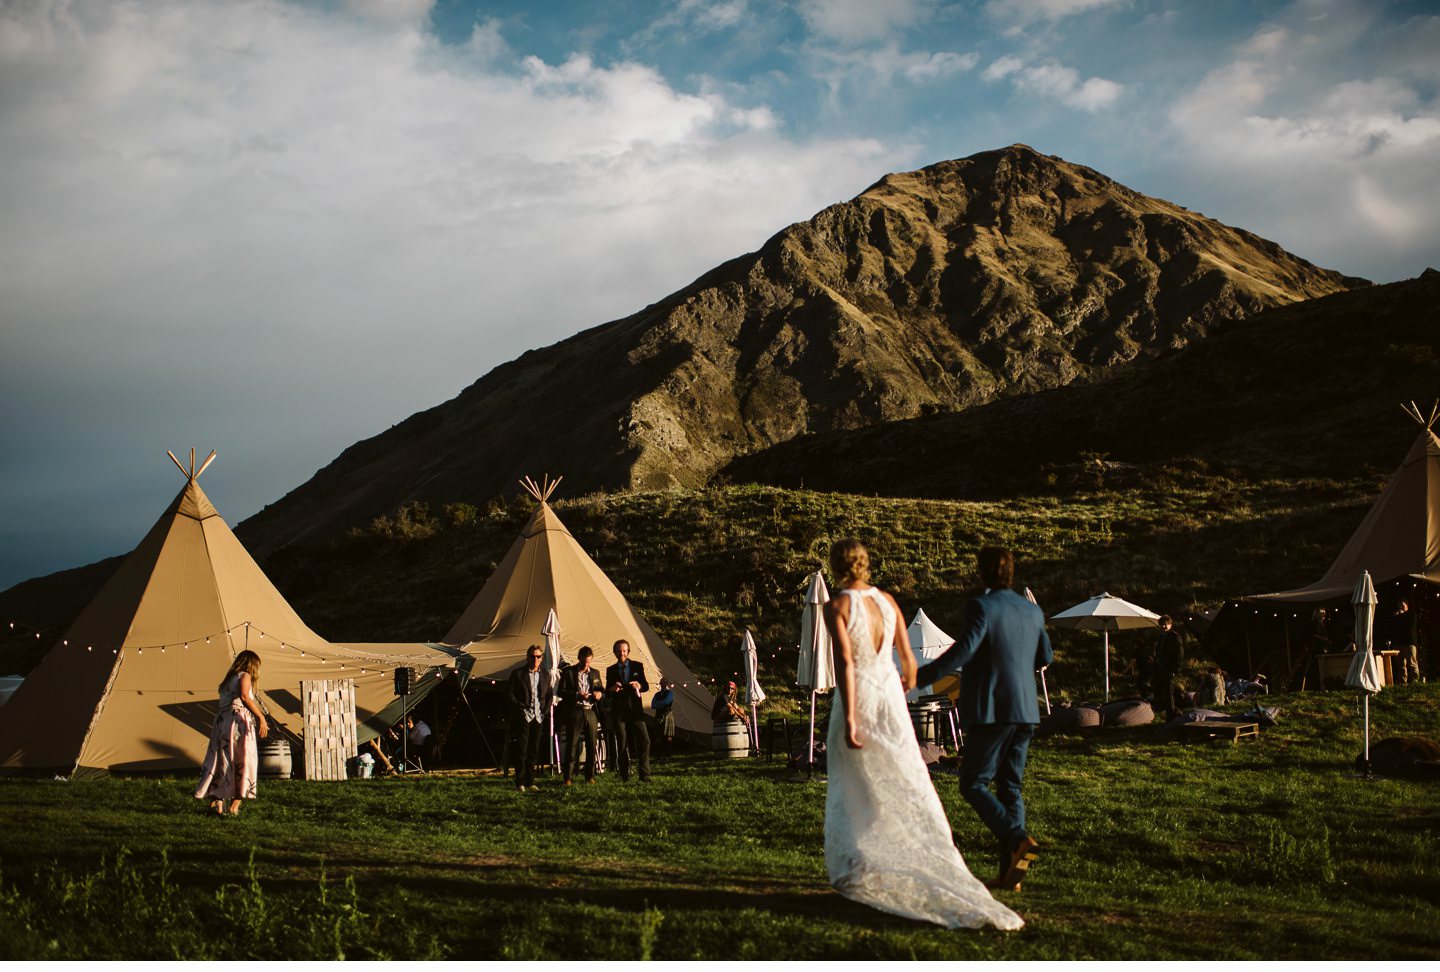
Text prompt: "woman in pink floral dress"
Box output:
[[195, 649, 269, 816]]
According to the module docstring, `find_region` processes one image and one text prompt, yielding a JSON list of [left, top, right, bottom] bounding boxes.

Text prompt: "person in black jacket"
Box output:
[[560, 646, 604, 783], [506, 645, 554, 791], [1152, 615, 1184, 720], [604, 639, 650, 782]]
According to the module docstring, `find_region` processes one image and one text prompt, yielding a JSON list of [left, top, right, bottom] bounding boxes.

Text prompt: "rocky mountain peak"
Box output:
[[238, 146, 1363, 554]]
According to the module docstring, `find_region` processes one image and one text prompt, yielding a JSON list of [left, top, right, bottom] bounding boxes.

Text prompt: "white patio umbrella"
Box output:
[[1345, 570, 1382, 776], [796, 571, 835, 774], [1050, 593, 1161, 702], [540, 608, 564, 773], [901, 608, 954, 701], [1025, 587, 1052, 715], [740, 630, 766, 754]]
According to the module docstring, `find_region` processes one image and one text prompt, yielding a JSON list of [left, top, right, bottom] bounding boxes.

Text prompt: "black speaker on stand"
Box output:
[[394, 667, 414, 772]]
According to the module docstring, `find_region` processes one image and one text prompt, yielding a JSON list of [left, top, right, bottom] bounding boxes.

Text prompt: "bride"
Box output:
[[822, 539, 1023, 931]]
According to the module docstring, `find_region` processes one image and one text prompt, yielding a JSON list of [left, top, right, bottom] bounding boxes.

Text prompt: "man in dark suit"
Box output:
[[916, 547, 1053, 892], [1152, 615, 1184, 718], [604, 639, 650, 782], [506, 645, 554, 791], [560, 646, 604, 784]]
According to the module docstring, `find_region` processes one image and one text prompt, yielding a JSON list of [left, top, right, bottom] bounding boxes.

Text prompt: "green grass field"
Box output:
[[2, 684, 1436, 960]]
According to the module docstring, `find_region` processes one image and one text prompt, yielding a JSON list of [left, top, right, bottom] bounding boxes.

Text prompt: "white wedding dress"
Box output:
[[825, 586, 1024, 930]]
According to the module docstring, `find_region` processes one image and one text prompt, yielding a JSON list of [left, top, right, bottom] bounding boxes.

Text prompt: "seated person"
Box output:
[[406, 715, 435, 768], [711, 680, 747, 725]]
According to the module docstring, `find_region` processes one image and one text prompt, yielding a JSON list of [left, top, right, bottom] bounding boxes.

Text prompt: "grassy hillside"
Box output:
[[252, 476, 1380, 709]]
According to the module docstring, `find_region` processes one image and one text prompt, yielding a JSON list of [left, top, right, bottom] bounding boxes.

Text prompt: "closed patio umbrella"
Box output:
[[1050, 593, 1161, 702], [1345, 570, 1382, 777], [1025, 587, 1052, 715], [741, 630, 765, 754], [540, 608, 564, 773], [796, 571, 835, 774]]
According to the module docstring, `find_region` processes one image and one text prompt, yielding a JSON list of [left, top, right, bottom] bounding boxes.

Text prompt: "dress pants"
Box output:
[[959, 723, 1034, 854], [610, 714, 651, 781], [565, 707, 599, 781], [514, 718, 545, 788]]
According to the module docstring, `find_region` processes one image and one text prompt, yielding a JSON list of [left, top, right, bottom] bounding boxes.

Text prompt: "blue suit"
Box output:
[[915, 587, 1053, 866], [916, 588, 1053, 726]]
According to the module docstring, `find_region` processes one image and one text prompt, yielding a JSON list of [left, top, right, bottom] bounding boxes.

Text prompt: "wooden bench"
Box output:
[[1181, 721, 1259, 744]]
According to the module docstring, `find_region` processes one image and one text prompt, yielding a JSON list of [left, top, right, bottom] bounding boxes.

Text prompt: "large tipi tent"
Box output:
[[1211, 405, 1440, 679], [0, 451, 458, 777], [1245, 404, 1440, 603], [443, 477, 713, 740]]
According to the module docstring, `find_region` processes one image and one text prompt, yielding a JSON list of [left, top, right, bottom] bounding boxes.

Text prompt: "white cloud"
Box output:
[[341, 0, 435, 28], [466, 17, 508, 63], [797, 0, 933, 46], [981, 55, 1121, 110], [0, 0, 905, 582], [984, 0, 1125, 30], [1166, 3, 1440, 272]]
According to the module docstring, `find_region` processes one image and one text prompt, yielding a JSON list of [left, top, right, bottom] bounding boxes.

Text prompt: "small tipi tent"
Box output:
[[0, 451, 456, 777], [444, 476, 713, 740]]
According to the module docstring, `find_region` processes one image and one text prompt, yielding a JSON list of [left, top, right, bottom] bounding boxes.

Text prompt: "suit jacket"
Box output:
[[560, 665, 603, 717], [915, 587, 1052, 727], [506, 666, 555, 725], [604, 659, 649, 721]]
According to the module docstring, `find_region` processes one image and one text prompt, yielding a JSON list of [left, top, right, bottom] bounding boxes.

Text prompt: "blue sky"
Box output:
[[1, 0, 1438, 592]]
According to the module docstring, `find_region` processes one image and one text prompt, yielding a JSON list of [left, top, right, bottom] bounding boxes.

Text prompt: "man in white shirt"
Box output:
[[506, 645, 554, 791]]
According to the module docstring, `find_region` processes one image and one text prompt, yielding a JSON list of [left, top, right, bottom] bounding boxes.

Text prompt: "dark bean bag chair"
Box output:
[[1037, 705, 1102, 736], [1362, 737, 1440, 780], [1099, 698, 1154, 727]]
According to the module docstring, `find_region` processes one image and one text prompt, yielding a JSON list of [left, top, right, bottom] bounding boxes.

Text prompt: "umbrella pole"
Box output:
[[807, 691, 818, 780], [1103, 629, 1111, 703], [1363, 694, 1372, 779], [750, 703, 760, 755], [1040, 667, 1052, 714]]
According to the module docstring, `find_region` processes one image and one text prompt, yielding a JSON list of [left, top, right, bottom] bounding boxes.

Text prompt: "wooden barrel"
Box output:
[[258, 738, 292, 780], [711, 720, 749, 758]]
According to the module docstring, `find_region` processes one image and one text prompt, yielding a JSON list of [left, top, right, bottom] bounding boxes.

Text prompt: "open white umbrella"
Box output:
[[740, 630, 765, 754], [796, 571, 835, 774], [1345, 570, 1382, 776], [901, 608, 954, 701], [1050, 593, 1161, 702], [540, 608, 564, 773], [1025, 587, 1052, 715]]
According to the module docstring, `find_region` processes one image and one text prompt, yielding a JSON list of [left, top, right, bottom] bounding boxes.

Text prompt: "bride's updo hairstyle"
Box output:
[[829, 538, 871, 586]]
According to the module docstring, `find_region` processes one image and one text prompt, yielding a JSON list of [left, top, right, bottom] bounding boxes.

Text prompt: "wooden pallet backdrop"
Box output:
[[302, 678, 356, 781]]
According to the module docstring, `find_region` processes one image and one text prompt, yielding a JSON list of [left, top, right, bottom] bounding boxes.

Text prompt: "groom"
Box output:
[[915, 546, 1053, 891]]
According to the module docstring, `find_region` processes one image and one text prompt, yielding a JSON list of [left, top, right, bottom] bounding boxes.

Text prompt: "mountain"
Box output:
[[236, 144, 1359, 552], [722, 270, 1440, 497]]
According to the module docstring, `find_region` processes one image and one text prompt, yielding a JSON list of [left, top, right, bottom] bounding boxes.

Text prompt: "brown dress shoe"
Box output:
[[999, 834, 1040, 890]]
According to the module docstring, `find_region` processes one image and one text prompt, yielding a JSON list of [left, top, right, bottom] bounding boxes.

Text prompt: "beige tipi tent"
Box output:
[[1211, 404, 1440, 681], [0, 451, 458, 777], [1247, 404, 1440, 603], [444, 477, 713, 740]]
